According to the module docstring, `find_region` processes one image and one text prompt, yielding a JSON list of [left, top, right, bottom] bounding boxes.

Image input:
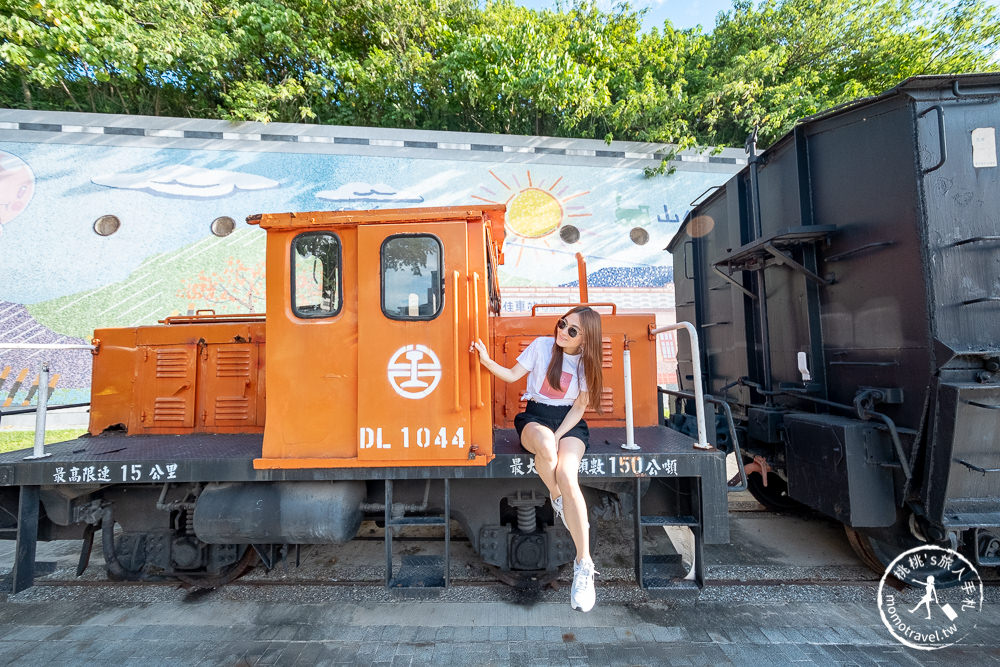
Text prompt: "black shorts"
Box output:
[[513, 401, 590, 451]]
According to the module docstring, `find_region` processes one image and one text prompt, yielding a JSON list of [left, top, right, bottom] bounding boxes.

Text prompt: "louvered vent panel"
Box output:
[[217, 348, 251, 377], [601, 337, 613, 368], [153, 397, 186, 423], [155, 350, 188, 378], [215, 396, 250, 421], [585, 387, 614, 415]]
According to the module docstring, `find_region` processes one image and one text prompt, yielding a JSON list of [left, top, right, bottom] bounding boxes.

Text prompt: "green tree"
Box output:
[[2, 0, 997, 152], [688, 0, 1000, 147], [0, 0, 230, 115]]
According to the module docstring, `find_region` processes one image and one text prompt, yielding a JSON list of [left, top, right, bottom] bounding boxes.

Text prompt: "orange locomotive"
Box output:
[[2, 205, 728, 592]]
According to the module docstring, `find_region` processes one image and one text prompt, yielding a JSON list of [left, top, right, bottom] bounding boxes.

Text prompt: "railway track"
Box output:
[[14, 570, 894, 590]]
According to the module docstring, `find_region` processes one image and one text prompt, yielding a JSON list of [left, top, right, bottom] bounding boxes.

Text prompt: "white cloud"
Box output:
[[92, 165, 278, 198], [315, 182, 424, 203]]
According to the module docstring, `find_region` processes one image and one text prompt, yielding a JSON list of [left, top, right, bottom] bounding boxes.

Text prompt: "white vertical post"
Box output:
[[26, 362, 52, 460], [621, 344, 639, 450]]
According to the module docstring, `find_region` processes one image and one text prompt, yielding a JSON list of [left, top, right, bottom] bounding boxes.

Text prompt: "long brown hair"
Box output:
[[545, 306, 604, 413]]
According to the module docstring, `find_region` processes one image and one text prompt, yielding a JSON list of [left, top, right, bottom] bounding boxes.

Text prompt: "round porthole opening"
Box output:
[[559, 225, 580, 244], [93, 215, 121, 236], [629, 226, 649, 245], [211, 216, 236, 237], [688, 215, 716, 238]]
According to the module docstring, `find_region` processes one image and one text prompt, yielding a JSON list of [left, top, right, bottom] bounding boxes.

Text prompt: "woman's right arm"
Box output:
[[472, 339, 529, 384]]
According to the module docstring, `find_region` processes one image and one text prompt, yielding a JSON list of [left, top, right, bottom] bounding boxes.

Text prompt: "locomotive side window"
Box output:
[[291, 232, 342, 318], [381, 235, 443, 320]]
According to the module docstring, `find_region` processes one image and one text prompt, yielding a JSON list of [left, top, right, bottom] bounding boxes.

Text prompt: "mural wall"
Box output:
[[0, 110, 744, 406]]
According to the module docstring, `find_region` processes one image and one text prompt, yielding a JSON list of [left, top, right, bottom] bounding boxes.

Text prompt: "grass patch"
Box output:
[[0, 428, 87, 454]]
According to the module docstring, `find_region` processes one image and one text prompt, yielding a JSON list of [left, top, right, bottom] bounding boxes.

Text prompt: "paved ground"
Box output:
[[2, 504, 999, 666], [2, 594, 998, 666], [1, 424, 998, 665]]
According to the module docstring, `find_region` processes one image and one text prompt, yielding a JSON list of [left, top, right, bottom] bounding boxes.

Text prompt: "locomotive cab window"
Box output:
[[381, 234, 443, 320], [292, 232, 342, 318]]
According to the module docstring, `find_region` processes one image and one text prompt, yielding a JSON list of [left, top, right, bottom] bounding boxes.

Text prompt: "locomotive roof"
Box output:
[[246, 204, 507, 244]]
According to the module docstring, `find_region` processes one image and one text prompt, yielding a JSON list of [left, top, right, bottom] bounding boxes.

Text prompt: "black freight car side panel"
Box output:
[[669, 73, 1000, 573]]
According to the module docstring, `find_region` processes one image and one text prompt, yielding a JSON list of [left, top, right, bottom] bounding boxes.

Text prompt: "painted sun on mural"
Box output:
[[473, 169, 592, 268]]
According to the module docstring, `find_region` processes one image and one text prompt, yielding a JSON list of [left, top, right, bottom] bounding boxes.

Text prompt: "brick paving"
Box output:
[[1, 595, 999, 665], [2, 502, 997, 665]]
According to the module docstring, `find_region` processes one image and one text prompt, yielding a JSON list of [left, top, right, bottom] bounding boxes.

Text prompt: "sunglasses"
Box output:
[[557, 318, 580, 338]]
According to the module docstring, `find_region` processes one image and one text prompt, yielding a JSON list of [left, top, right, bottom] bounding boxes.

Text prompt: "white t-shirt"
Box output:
[[516, 337, 588, 406]]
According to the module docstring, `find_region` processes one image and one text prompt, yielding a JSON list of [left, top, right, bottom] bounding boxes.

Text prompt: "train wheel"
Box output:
[[843, 525, 897, 574], [175, 546, 258, 589], [844, 525, 958, 587], [745, 471, 804, 512]]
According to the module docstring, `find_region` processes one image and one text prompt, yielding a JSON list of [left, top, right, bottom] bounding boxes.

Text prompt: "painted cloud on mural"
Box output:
[[92, 165, 278, 198], [0, 150, 35, 232], [315, 182, 424, 203]]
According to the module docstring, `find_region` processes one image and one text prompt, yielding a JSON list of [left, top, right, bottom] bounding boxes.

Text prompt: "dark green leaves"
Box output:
[[3, 0, 997, 151]]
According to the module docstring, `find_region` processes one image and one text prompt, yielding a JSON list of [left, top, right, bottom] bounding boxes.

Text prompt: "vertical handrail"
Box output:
[[384, 480, 393, 587], [443, 478, 451, 587], [621, 341, 638, 450], [26, 363, 52, 460], [917, 105, 947, 174], [472, 272, 483, 408], [453, 271, 461, 412], [0, 344, 95, 460], [650, 323, 712, 450]]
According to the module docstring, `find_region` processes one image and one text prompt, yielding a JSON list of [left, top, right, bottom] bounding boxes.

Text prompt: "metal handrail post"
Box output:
[[621, 340, 639, 450], [25, 363, 51, 460], [650, 323, 712, 450], [0, 343, 96, 460]]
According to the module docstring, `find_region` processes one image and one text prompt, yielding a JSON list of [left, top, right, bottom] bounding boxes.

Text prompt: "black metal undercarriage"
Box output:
[[0, 426, 727, 594]]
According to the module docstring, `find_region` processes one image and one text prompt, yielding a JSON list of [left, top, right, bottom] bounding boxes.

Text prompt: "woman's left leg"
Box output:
[[555, 436, 598, 612], [554, 437, 589, 562]]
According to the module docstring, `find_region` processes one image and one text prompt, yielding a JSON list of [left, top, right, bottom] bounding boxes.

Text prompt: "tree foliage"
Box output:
[[2, 0, 997, 150], [687, 0, 1000, 146]]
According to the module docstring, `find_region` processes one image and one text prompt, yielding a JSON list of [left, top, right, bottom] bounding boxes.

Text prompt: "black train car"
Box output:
[[668, 73, 1000, 571]]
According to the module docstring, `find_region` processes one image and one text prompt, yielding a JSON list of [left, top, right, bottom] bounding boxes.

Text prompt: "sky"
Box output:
[[512, 0, 745, 32]]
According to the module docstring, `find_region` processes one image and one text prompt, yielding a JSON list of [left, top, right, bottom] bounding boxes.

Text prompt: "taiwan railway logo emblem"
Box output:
[[877, 545, 984, 650], [387, 344, 442, 399]]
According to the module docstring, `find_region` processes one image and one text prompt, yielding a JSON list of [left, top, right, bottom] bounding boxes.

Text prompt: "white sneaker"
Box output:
[[551, 495, 568, 530], [571, 558, 598, 612]]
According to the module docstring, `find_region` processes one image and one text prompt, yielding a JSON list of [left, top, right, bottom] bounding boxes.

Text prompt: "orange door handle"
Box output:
[[453, 270, 461, 412], [473, 271, 483, 408]]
